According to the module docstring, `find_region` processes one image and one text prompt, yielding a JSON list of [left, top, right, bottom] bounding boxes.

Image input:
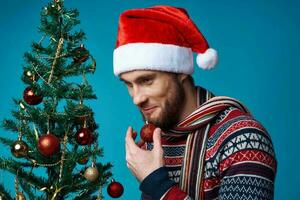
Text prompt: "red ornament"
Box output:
[[132, 131, 137, 140], [23, 87, 43, 105], [140, 123, 157, 143], [38, 133, 60, 156], [107, 179, 124, 198], [75, 127, 94, 145], [72, 45, 89, 63]]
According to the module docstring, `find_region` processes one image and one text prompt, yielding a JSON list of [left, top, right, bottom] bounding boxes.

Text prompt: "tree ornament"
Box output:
[[15, 192, 26, 200], [107, 179, 124, 198], [132, 131, 137, 140], [58, 133, 68, 183], [11, 138, 29, 158], [72, 44, 89, 63], [15, 172, 26, 200], [140, 123, 157, 143], [23, 70, 38, 82], [23, 87, 43, 105], [75, 127, 94, 145], [84, 162, 99, 182], [74, 114, 89, 125], [43, 7, 48, 15], [77, 156, 89, 165], [38, 133, 60, 157]]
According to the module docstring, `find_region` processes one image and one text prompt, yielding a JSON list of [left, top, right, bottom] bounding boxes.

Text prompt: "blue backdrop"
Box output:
[[0, 0, 298, 199]]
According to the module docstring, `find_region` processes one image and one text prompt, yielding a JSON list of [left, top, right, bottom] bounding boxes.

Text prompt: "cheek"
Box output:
[[149, 82, 174, 107]]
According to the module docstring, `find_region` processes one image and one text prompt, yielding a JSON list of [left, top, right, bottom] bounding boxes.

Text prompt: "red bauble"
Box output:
[[38, 133, 60, 157], [107, 179, 124, 198], [132, 131, 137, 140], [72, 45, 89, 63], [140, 123, 156, 143], [75, 127, 94, 145], [23, 87, 43, 105]]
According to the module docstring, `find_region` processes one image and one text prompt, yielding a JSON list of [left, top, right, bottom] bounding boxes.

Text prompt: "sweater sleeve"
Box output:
[[140, 169, 192, 200], [215, 110, 277, 200], [139, 167, 179, 200]]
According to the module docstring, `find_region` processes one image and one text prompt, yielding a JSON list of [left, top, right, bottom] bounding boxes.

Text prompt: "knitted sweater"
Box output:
[[140, 107, 277, 200]]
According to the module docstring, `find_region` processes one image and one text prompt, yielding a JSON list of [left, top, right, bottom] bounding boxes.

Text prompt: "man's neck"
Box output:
[[178, 85, 197, 122]]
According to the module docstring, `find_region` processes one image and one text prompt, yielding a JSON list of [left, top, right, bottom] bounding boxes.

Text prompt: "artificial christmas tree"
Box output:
[[0, 0, 117, 199]]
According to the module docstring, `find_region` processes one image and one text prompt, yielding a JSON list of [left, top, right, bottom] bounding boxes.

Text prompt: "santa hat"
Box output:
[[113, 5, 218, 76]]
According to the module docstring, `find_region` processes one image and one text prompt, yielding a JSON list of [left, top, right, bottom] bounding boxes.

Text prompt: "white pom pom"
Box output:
[[196, 48, 218, 70]]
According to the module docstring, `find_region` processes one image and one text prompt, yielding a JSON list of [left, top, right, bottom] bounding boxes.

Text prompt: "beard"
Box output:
[[141, 77, 185, 130]]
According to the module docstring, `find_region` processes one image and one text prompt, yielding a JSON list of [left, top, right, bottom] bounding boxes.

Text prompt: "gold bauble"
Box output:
[[23, 70, 38, 82], [84, 166, 99, 182], [16, 192, 26, 200], [11, 140, 29, 158]]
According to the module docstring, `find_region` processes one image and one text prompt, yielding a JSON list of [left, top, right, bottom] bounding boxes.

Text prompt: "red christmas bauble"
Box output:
[[107, 179, 124, 198], [132, 131, 137, 140], [140, 123, 156, 143], [75, 127, 94, 145], [38, 133, 60, 157], [23, 87, 43, 105], [72, 45, 89, 63]]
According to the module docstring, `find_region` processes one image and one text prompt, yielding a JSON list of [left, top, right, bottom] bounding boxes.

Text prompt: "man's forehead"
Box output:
[[119, 70, 159, 82]]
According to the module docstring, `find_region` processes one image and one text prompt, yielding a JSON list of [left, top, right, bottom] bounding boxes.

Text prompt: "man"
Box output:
[[113, 5, 276, 200]]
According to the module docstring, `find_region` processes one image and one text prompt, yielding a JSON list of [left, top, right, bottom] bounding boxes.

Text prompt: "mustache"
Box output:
[[138, 101, 154, 110]]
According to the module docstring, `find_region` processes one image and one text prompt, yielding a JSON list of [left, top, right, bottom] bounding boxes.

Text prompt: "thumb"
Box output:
[[153, 128, 162, 152]]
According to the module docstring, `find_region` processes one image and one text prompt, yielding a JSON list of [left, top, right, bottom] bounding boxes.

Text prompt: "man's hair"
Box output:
[[169, 72, 195, 87], [186, 75, 195, 86]]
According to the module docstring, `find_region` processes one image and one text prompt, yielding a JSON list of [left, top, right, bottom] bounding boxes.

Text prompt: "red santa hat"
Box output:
[[113, 5, 218, 76]]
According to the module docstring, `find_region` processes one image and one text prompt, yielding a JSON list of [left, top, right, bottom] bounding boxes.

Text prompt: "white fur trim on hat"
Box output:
[[196, 48, 218, 70], [113, 43, 193, 76]]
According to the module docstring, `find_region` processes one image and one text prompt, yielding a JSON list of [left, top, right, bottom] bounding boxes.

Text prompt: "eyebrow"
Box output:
[[119, 73, 156, 84]]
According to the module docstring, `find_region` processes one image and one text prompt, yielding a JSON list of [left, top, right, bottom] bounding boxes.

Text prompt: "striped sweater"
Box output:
[[140, 106, 277, 200]]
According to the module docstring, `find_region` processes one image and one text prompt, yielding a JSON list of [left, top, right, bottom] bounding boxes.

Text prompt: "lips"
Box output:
[[142, 106, 157, 115]]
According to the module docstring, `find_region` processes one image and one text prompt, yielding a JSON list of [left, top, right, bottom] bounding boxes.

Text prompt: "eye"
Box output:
[[124, 81, 133, 88], [140, 78, 153, 85]]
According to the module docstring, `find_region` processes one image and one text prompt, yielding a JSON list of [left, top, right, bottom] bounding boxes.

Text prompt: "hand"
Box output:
[[125, 126, 164, 182]]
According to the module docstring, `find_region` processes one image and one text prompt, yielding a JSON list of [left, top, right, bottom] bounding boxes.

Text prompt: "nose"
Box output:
[[132, 86, 147, 106]]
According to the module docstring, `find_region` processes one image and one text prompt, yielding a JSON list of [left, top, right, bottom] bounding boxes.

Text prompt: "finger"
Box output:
[[125, 126, 138, 150], [153, 128, 162, 151]]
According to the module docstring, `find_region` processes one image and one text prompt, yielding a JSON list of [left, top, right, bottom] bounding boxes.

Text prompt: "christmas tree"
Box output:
[[0, 0, 122, 199]]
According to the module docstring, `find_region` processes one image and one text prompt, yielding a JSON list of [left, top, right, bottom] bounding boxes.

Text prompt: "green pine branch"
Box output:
[[0, 184, 13, 200], [1, 0, 113, 198]]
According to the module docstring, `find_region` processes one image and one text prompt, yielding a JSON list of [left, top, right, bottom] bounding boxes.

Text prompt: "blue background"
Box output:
[[0, 0, 298, 199]]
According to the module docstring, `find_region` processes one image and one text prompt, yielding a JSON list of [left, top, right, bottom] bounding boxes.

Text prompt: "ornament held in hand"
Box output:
[[140, 123, 157, 143]]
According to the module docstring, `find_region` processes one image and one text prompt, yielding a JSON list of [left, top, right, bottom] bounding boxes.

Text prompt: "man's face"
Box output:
[[120, 70, 185, 130]]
